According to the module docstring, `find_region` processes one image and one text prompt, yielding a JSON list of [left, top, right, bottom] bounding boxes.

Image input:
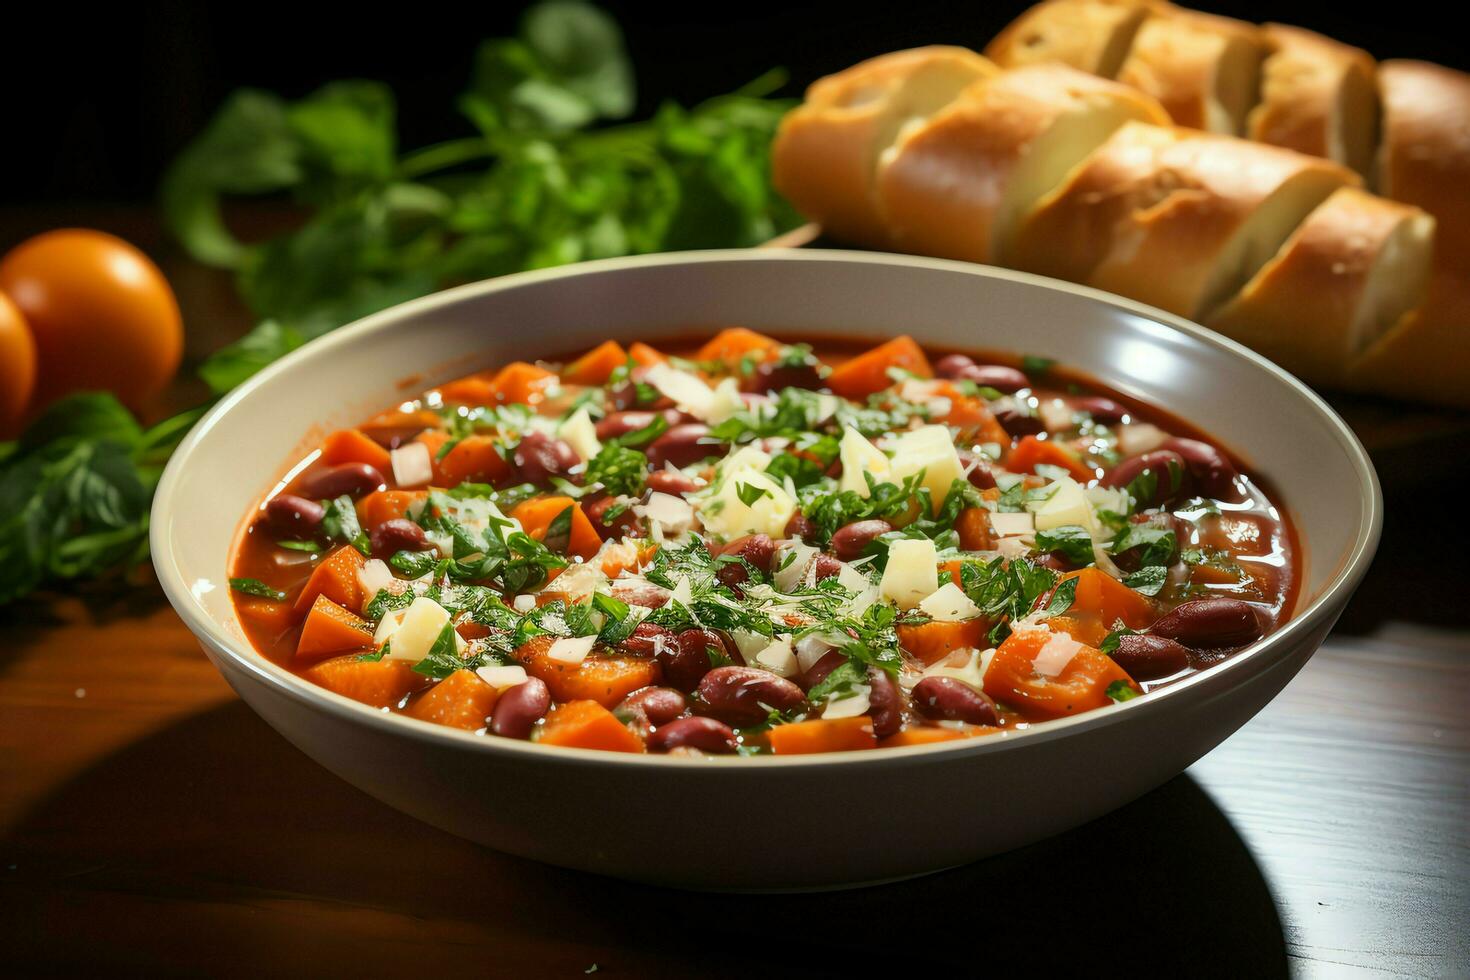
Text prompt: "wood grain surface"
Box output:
[[0, 212, 1466, 978]]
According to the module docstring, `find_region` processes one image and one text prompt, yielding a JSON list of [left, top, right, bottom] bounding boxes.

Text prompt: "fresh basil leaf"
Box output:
[[320, 495, 371, 554], [199, 319, 305, 395], [411, 621, 471, 679], [735, 481, 770, 507], [1099, 626, 1138, 655], [1106, 680, 1140, 702], [1034, 524, 1095, 566], [1044, 576, 1078, 617], [1122, 565, 1168, 597], [276, 539, 324, 553], [805, 660, 867, 705]]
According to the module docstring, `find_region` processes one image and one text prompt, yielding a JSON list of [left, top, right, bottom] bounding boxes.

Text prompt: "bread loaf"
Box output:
[[1248, 25, 1377, 178], [770, 47, 995, 249], [985, 0, 1153, 78], [1011, 121, 1355, 318], [1378, 60, 1470, 275], [1115, 10, 1265, 133], [876, 65, 1169, 264], [1346, 271, 1470, 407], [1207, 188, 1434, 384]]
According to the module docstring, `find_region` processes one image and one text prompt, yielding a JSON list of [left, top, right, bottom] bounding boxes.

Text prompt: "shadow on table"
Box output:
[[1, 701, 1288, 977]]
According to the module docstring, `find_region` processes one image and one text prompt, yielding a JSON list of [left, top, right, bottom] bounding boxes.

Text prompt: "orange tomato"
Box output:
[[0, 229, 183, 413], [0, 291, 36, 434]]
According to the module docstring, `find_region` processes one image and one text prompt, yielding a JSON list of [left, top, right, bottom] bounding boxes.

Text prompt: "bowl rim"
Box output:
[[151, 248, 1383, 771]]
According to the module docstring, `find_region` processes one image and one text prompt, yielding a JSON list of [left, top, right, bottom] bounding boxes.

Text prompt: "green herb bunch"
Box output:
[[0, 2, 799, 606]]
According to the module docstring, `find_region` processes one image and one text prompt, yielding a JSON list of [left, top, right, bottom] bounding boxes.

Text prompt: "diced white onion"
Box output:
[[557, 406, 602, 462], [381, 596, 451, 663], [636, 492, 695, 534], [879, 537, 939, 609], [1038, 398, 1076, 433], [512, 594, 536, 613], [989, 511, 1035, 537], [917, 582, 982, 622], [821, 684, 872, 719], [753, 638, 799, 678], [357, 559, 396, 610], [476, 665, 529, 689], [1031, 631, 1083, 678], [390, 441, 434, 488], [547, 635, 596, 665], [643, 364, 716, 420], [1118, 422, 1168, 457], [795, 634, 835, 673], [774, 543, 817, 592]]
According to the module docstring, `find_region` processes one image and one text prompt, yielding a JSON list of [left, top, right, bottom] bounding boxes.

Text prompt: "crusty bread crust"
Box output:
[[771, 47, 995, 248], [1346, 269, 1470, 406], [877, 65, 1168, 264], [985, 0, 1153, 77], [1116, 9, 1266, 133], [1378, 60, 1470, 277], [1249, 25, 1378, 178], [1012, 121, 1356, 318], [1208, 188, 1434, 384]]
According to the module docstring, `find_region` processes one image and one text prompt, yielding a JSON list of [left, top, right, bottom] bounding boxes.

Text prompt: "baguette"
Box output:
[[1207, 188, 1434, 384], [1248, 25, 1378, 178], [1115, 9, 1266, 134], [770, 47, 996, 248], [876, 65, 1169, 264], [985, 0, 1153, 78], [1377, 60, 1470, 276], [1345, 270, 1470, 407], [1011, 121, 1356, 319]]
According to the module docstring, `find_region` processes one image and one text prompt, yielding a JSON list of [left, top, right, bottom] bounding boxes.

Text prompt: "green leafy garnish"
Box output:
[[320, 495, 371, 555], [1122, 565, 1168, 597], [229, 577, 287, 601], [1033, 525, 1095, 566], [1106, 680, 1140, 702], [1043, 576, 1078, 616]]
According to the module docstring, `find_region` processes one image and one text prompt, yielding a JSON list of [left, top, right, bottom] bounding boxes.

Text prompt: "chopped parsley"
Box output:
[[229, 577, 286, 601]]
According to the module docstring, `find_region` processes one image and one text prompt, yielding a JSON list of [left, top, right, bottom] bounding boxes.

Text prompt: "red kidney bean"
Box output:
[[621, 621, 675, 659], [750, 360, 823, 393], [489, 677, 551, 739], [617, 686, 689, 726], [911, 676, 999, 726], [811, 553, 843, 581], [958, 450, 997, 489], [961, 364, 1031, 393], [645, 424, 727, 469], [1110, 634, 1191, 680], [648, 716, 738, 754], [263, 494, 325, 539], [1103, 450, 1191, 507], [1073, 396, 1128, 424], [583, 494, 642, 541], [655, 628, 726, 693], [1161, 437, 1241, 500], [298, 462, 384, 500], [595, 409, 684, 441], [370, 518, 429, 557], [799, 650, 848, 693], [511, 431, 580, 485], [1149, 597, 1265, 650], [716, 534, 777, 591], [830, 519, 892, 561], [993, 405, 1045, 438], [696, 666, 807, 725], [645, 469, 702, 496], [785, 512, 818, 542], [934, 354, 979, 379], [866, 667, 902, 737]]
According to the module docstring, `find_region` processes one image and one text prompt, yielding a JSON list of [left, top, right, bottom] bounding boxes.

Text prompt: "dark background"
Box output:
[[3, 1, 1462, 206]]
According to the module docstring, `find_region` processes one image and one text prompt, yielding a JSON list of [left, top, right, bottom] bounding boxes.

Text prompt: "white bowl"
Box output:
[[152, 250, 1380, 890]]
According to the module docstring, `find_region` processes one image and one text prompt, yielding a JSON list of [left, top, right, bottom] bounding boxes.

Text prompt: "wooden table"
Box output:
[[1, 214, 1466, 977]]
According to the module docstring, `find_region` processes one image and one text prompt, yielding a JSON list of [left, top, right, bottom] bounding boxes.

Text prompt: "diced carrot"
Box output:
[[296, 595, 375, 663], [599, 540, 658, 579], [509, 496, 603, 562], [456, 620, 493, 641], [320, 428, 393, 473], [304, 655, 427, 709], [940, 559, 966, 588], [982, 628, 1139, 721], [628, 342, 668, 367], [488, 361, 558, 406], [358, 489, 428, 530], [934, 383, 1012, 446], [561, 340, 629, 386], [293, 545, 367, 614], [695, 327, 782, 369], [1053, 567, 1155, 631], [406, 669, 500, 731], [768, 716, 878, 755], [1039, 614, 1109, 648], [235, 594, 299, 639], [878, 724, 997, 748], [897, 618, 989, 666], [1005, 435, 1096, 482], [439, 434, 512, 487], [536, 699, 646, 753], [411, 430, 453, 481], [433, 375, 498, 405], [825, 335, 933, 400], [513, 635, 661, 707], [956, 507, 996, 551]]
